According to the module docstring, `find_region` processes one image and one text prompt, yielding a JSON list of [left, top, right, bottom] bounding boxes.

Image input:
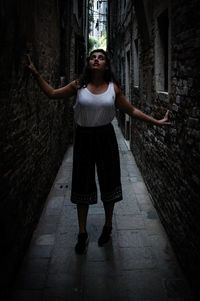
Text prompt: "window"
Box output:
[[121, 57, 125, 89], [155, 9, 169, 92], [125, 49, 131, 142], [78, 0, 83, 18], [133, 39, 139, 87], [125, 50, 131, 98]]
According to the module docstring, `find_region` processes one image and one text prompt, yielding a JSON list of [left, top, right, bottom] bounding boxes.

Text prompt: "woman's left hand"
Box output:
[[157, 110, 171, 125], [26, 54, 39, 76]]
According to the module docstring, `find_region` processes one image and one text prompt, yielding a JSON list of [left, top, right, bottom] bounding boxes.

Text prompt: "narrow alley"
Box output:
[[10, 119, 193, 301], [1, 0, 200, 300]]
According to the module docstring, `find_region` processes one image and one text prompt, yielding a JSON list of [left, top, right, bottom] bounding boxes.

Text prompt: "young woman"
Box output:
[[27, 49, 170, 254]]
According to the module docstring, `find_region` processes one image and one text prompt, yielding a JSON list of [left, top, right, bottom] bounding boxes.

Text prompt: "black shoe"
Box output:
[[75, 232, 89, 254], [98, 226, 112, 246]]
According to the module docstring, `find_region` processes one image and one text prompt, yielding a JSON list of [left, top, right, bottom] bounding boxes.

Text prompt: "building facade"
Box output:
[[108, 0, 200, 298], [0, 0, 88, 298], [91, 0, 107, 39]]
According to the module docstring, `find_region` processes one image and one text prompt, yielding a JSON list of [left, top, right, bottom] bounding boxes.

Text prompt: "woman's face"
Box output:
[[89, 52, 107, 71]]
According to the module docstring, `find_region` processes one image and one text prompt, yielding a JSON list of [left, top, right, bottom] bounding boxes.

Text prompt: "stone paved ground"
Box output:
[[10, 119, 195, 301]]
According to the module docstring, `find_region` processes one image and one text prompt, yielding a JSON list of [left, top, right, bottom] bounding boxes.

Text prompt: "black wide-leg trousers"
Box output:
[[71, 123, 123, 205]]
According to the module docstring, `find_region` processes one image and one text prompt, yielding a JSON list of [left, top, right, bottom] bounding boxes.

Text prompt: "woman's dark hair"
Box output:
[[77, 49, 119, 88]]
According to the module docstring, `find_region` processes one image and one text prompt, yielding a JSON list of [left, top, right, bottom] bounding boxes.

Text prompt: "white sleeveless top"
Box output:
[[73, 82, 116, 127]]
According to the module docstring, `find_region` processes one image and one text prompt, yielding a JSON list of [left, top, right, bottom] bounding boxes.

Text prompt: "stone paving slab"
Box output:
[[10, 119, 195, 301]]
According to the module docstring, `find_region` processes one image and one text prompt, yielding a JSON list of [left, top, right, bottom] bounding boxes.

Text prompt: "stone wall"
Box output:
[[0, 0, 87, 298], [108, 0, 200, 297]]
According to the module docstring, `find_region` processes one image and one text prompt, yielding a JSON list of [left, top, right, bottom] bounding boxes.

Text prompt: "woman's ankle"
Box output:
[[104, 219, 112, 228], [79, 230, 87, 234]]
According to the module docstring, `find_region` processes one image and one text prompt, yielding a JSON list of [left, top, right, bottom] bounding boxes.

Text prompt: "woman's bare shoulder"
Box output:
[[113, 82, 122, 95]]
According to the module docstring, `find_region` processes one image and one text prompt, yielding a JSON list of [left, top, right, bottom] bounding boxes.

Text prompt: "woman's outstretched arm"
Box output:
[[114, 84, 171, 125], [27, 54, 77, 99]]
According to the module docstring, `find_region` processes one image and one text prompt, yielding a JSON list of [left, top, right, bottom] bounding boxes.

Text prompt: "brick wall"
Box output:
[[0, 0, 86, 297], [108, 0, 200, 297], [132, 2, 200, 296]]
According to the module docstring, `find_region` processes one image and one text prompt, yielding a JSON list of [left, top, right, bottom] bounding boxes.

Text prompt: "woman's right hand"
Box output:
[[26, 54, 39, 76]]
